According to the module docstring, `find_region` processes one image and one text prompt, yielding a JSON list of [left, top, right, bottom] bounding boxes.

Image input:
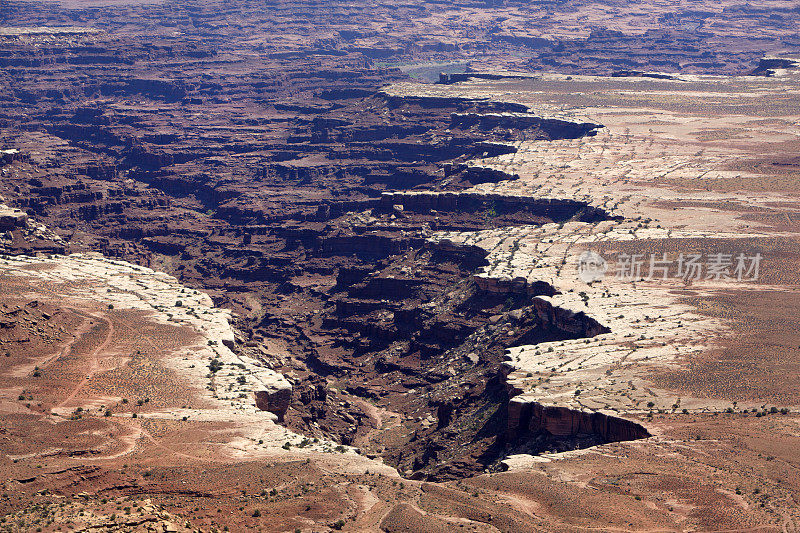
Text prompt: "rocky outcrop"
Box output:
[[254, 384, 293, 422], [451, 112, 602, 139], [473, 275, 557, 297], [438, 72, 531, 84], [611, 70, 679, 80], [380, 191, 611, 222], [0, 205, 28, 231], [751, 56, 800, 76], [490, 34, 553, 49], [425, 239, 489, 270], [506, 398, 650, 443], [474, 295, 650, 454], [0, 149, 22, 166], [379, 91, 529, 113], [445, 162, 519, 184]]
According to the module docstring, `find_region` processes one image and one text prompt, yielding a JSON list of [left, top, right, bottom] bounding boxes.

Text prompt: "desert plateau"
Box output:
[[1, 0, 800, 531]]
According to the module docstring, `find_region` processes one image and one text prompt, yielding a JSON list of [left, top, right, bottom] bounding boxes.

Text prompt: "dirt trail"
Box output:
[[55, 311, 114, 411]]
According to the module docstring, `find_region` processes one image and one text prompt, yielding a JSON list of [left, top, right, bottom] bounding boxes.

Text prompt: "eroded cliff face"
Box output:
[[379, 191, 611, 222], [495, 301, 650, 451], [2, 1, 800, 529], [256, 217, 622, 480], [366, 288, 616, 480], [255, 387, 293, 422], [490, 399, 652, 467], [0, 204, 28, 231], [505, 399, 650, 448], [1, 78, 644, 479], [0, 5, 673, 482]]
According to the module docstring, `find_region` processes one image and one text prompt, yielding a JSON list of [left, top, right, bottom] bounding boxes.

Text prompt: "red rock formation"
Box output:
[[506, 398, 650, 443], [254, 386, 293, 422]]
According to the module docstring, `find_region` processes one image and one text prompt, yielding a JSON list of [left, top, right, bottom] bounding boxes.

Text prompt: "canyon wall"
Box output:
[[506, 397, 651, 443]]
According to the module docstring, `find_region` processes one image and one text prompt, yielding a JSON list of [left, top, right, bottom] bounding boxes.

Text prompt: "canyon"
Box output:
[[1, 0, 800, 531]]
